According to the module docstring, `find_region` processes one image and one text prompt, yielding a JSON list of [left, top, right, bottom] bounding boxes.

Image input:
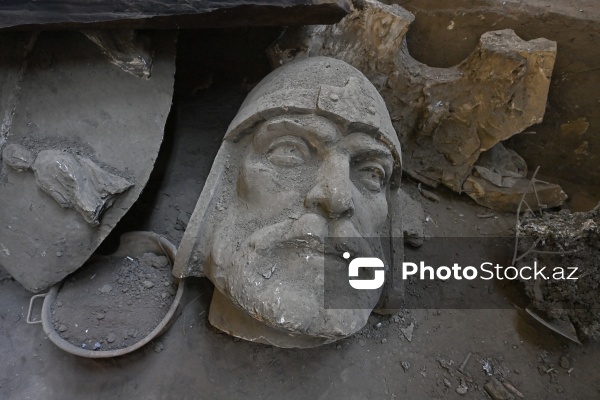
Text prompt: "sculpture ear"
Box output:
[[173, 141, 233, 279], [374, 185, 405, 314]]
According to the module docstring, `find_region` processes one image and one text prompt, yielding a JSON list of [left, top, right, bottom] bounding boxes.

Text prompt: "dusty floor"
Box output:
[[1, 84, 599, 400]]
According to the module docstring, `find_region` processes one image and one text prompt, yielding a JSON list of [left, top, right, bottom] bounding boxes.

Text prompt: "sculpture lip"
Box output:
[[276, 234, 365, 259], [275, 235, 337, 256]]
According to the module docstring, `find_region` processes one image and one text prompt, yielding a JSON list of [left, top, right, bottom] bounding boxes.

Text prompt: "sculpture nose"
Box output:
[[304, 157, 354, 219]]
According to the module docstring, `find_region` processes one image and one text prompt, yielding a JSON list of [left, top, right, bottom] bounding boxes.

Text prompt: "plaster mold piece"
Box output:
[[464, 142, 567, 212], [2, 143, 34, 171], [0, 31, 176, 293], [267, 0, 559, 194], [473, 143, 528, 189], [174, 57, 404, 348], [82, 30, 152, 78], [463, 174, 567, 213], [32, 150, 133, 225]]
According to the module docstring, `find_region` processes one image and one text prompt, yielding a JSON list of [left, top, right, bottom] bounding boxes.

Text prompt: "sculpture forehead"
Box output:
[[225, 57, 402, 175], [255, 114, 341, 145]]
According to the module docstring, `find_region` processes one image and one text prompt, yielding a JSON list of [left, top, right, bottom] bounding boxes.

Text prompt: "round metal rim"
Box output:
[[38, 232, 184, 358]]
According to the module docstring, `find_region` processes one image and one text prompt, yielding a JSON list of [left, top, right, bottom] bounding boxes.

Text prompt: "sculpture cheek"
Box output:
[[238, 156, 304, 216], [352, 188, 388, 235]]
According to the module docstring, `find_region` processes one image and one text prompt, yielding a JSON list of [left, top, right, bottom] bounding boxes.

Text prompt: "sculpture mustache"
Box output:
[[249, 213, 375, 259]]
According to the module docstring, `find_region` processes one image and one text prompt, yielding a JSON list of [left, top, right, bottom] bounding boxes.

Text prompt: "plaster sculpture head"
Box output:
[[174, 56, 403, 347]]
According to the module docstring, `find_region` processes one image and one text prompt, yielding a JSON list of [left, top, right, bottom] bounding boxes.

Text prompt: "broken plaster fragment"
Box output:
[[2, 143, 34, 171], [463, 174, 566, 212], [484, 377, 515, 400], [32, 150, 133, 226]]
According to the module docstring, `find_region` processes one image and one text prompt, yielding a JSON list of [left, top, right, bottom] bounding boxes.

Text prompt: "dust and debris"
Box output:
[[52, 253, 176, 351], [517, 203, 600, 340]]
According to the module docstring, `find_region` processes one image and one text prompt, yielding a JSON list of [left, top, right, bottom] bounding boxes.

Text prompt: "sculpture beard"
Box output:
[[208, 210, 385, 341]]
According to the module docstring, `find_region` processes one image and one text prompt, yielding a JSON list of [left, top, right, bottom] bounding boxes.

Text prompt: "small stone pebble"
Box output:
[[421, 189, 440, 202], [154, 342, 164, 353], [559, 356, 570, 369], [58, 324, 68, 332], [93, 342, 102, 351], [99, 284, 113, 293], [143, 280, 155, 289], [107, 332, 116, 343], [456, 385, 468, 395], [401, 361, 410, 372], [537, 364, 547, 375]]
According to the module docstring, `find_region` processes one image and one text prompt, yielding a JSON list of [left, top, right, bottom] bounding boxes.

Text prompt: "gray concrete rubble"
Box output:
[[267, 0, 566, 211], [174, 56, 406, 347], [0, 31, 176, 293]]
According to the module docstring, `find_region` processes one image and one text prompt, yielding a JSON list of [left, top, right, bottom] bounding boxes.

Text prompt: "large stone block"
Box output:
[[386, 0, 600, 198]]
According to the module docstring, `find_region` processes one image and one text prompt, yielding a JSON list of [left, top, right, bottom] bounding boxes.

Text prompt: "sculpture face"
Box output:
[[208, 114, 393, 338], [174, 56, 403, 346]]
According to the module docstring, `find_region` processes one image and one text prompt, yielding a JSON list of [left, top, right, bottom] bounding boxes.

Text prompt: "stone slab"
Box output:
[[0, 31, 176, 292], [0, 1, 352, 31]]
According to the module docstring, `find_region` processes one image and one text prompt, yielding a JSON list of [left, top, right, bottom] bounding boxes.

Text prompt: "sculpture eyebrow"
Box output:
[[344, 133, 393, 161], [255, 117, 339, 149]]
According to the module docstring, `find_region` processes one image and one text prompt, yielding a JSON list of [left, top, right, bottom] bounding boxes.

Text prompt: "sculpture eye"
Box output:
[[267, 136, 310, 167], [354, 161, 386, 192]]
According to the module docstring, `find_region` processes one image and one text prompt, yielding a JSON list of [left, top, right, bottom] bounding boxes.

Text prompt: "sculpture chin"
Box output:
[[208, 288, 375, 348], [208, 227, 381, 347]]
